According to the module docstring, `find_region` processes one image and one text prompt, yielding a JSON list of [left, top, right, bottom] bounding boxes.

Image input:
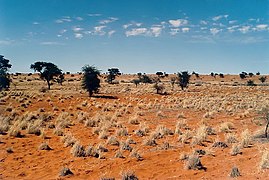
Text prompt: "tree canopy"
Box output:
[[177, 71, 191, 90], [0, 55, 12, 91], [81, 65, 101, 97], [30, 61, 62, 90]]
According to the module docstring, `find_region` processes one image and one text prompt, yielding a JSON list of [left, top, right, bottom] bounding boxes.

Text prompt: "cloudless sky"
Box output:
[[0, 0, 269, 74]]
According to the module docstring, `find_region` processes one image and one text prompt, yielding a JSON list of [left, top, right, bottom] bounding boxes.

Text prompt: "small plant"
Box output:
[[230, 144, 241, 156], [219, 122, 234, 133], [121, 170, 139, 180], [71, 141, 85, 157], [114, 150, 124, 158], [240, 129, 252, 148], [185, 154, 205, 170], [39, 142, 52, 150], [85, 145, 99, 158], [143, 137, 157, 146], [107, 136, 120, 146], [6, 147, 13, 153], [247, 80, 256, 86], [129, 149, 143, 161], [212, 141, 228, 148], [153, 83, 165, 94], [230, 166, 241, 178], [225, 133, 238, 144], [116, 128, 128, 136], [260, 150, 269, 169], [59, 167, 73, 176], [259, 76, 267, 83]]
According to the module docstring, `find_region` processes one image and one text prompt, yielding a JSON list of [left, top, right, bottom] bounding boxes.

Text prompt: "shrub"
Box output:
[[230, 144, 241, 156], [71, 142, 85, 157], [259, 76, 267, 83], [260, 150, 269, 169], [230, 166, 241, 178], [121, 170, 139, 180], [247, 80, 256, 86], [107, 136, 120, 146], [114, 150, 124, 158], [39, 142, 52, 150], [185, 154, 205, 170], [59, 167, 73, 176], [240, 129, 252, 148]]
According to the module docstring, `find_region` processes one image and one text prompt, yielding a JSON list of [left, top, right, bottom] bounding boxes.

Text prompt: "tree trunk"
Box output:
[[89, 90, 93, 97], [47, 80, 50, 90], [265, 121, 269, 138]]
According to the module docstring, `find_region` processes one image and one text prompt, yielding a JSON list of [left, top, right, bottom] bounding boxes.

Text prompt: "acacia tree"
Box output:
[[107, 68, 120, 84], [81, 65, 101, 97], [0, 55, 12, 91], [30, 61, 62, 90], [177, 71, 191, 90]]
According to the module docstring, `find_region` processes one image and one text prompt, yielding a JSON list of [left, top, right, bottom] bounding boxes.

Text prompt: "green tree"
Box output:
[[30, 61, 62, 90], [177, 71, 191, 90], [107, 68, 120, 84], [0, 55, 12, 91], [259, 76, 267, 83], [81, 65, 101, 97]]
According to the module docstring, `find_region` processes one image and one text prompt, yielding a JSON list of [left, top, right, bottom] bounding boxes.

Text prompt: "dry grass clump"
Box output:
[[177, 112, 186, 119], [26, 121, 41, 135], [143, 136, 157, 146], [116, 128, 128, 136], [176, 119, 188, 130], [156, 110, 165, 118], [230, 166, 241, 178], [8, 125, 22, 137], [219, 122, 234, 133], [184, 154, 205, 170], [6, 147, 14, 153], [178, 130, 193, 144], [53, 126, 64, 136], [96, 143, 108, 153], [259, 149, 269, 169], [85, 118, 98, 127], [128, 116, 140, 125], [62, 134, 77, 147], [114, 150, 124, 158], [39, 142, 52, 150], [225, 133, 238, 144], [59, 167, 73, 176], [71, 141, 85, 157], [56, 112, 73, 128], [191, 125, 208, 146], [240, 129, 252, 148], [212, 141, 228, 148], [85, 145, 99, 158], [107, 136, 120, 146], [98, 130, 108, 139], [230, 144, 242, 156], [121, 170, 138, 180], [0, 117, 10, 134], [126, 138, 136, 145], [129, 148, 143, 161], [120, 141, 133, 152], [179, 152, 189, 160]]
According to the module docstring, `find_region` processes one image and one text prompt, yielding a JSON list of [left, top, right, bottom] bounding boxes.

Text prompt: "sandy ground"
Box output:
[[1, 73, 269, 179]]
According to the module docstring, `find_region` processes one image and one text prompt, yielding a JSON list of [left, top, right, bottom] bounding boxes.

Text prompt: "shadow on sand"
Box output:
[[92, 95, 118, 99]]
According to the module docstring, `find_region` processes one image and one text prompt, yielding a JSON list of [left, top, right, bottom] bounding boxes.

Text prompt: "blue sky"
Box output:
[[1, 0, 269, 74]]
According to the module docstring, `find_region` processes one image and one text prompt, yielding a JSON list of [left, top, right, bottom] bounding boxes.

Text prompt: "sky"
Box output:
[[0, 0, 269, 74]]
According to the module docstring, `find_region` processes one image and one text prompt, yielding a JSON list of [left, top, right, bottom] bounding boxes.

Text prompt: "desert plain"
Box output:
[[1, 73, 269, 179]]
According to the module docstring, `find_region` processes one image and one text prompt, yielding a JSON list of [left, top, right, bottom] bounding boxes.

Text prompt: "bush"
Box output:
[[59, 167, 73, 176], [247, 80, 256, 86]]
